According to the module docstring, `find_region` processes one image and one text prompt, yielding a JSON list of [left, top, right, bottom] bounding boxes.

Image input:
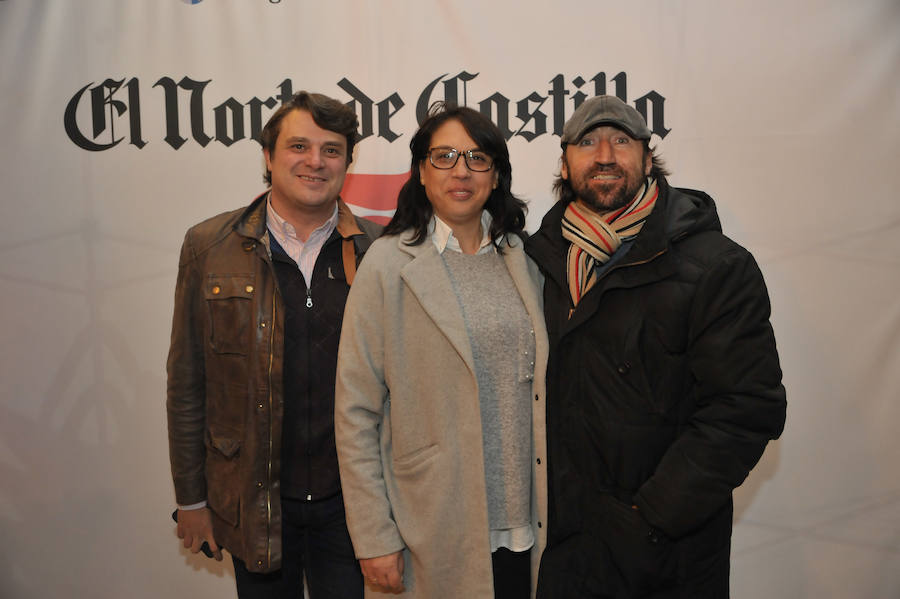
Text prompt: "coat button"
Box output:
[[211, 285, 221, 295], [536, 458, 541, 464], [245, 285, 254, 293], [617, 361, 631, 374], [242, 241, 256, 252], [256, 481, 263, 488]]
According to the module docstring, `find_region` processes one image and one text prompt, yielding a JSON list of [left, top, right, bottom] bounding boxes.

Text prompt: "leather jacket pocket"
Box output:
[[205, 431, 241, 527], [205, 274, 254, 355]]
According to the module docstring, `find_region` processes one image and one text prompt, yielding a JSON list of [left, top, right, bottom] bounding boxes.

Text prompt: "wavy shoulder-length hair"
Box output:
[[382, 102, 527, 252]]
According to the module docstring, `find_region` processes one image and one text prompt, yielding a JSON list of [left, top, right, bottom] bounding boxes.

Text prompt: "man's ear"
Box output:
[[560, 153, 569, 180]]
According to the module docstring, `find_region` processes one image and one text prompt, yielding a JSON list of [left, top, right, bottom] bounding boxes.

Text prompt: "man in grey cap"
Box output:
[[525, 95, 786, 598]]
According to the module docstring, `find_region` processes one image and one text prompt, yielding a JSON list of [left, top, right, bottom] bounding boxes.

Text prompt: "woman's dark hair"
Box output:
[[383, 102, 527, 251]]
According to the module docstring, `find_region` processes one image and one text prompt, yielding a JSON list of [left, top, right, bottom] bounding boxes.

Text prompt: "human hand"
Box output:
[[175, 507, 223, 561], [360, 550, 405, 593]]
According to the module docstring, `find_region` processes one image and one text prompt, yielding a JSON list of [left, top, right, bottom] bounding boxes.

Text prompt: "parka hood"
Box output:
[[664, 182, 721, 242]]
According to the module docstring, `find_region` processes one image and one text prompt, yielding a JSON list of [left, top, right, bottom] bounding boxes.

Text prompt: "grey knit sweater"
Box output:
[[441, 249, 535, 533]]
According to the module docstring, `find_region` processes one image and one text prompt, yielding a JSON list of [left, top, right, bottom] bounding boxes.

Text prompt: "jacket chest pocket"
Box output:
[[205, 274, 255, 355]]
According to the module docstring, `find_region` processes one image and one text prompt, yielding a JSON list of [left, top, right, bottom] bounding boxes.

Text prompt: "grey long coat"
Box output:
[[335, 231, 549, 598]]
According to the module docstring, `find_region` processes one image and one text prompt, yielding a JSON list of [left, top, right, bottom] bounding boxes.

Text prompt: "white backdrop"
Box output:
[[1, 1, 898, 597]]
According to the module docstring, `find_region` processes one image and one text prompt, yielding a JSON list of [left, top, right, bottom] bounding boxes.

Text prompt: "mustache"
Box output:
[[586, 165, 624, 178]]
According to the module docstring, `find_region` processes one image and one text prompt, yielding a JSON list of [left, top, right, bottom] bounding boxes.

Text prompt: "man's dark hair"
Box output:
[[553, 139, 671, 204], [260, 91, 359, 185], [383, 102, 527, 252]]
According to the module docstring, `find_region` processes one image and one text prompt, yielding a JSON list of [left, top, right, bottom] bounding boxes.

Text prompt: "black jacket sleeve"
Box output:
[[634, 247, 786, 538]]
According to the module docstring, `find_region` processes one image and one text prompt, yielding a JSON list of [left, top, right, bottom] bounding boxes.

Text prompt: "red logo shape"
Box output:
[[342, 171, 410, 225]]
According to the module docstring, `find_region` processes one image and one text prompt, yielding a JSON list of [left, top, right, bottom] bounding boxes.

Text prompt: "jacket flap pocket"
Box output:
[[204, 274, 255, 300], [208, 434, 241, 458]]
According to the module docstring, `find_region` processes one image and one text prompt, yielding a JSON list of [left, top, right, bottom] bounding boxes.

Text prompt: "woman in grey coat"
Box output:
[[335, 104, 548, 599]]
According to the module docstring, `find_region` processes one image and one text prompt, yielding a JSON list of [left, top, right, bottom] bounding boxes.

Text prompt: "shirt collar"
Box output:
[[429, 210, 495, 255], [265, 192, 339, 243]]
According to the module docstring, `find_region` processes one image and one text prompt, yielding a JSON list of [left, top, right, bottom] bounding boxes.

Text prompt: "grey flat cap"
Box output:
[[561, 95, 652, 146]]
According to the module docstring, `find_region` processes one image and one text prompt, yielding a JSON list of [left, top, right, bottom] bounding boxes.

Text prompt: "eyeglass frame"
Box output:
[[426, 147, 495, 172]]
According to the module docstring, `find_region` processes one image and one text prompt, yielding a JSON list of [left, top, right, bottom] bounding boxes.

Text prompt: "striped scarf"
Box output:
[[562, 177, 659, 307]]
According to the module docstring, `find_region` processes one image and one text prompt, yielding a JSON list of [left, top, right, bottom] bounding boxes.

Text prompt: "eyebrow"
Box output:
[[578, 130, 634, 143], [431, 145, 484, 152], [284, 136, 346, 149]]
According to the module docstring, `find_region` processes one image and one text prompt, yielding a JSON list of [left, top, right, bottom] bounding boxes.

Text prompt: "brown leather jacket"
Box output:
[[166, 192, 380, 572]]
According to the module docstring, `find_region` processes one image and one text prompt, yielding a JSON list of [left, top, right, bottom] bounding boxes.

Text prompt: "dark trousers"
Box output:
[[493, 547, 531, 599], [232, 494, 363, 599]]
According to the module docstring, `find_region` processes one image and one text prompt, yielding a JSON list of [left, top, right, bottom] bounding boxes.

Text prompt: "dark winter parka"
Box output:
[[525, 179, 786, 598]]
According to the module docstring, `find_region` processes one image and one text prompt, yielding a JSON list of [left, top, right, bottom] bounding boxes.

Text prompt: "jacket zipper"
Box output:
[[610, 247, 668, 273], [265, 271, 277, 568]]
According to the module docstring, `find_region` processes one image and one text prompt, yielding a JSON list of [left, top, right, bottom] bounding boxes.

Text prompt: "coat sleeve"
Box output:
[[634, 247, 786, 538], [166, 228, 209, 506], [334, 250, 406, 559]]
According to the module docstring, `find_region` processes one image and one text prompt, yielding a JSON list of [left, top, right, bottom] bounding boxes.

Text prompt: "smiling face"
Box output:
[[264, 108, 349, 227], [561, 125, 651, 212], [419, 119, 498, 231]]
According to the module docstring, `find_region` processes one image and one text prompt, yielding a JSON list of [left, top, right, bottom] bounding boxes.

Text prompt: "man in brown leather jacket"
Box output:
[[166, 91, 381, 599]]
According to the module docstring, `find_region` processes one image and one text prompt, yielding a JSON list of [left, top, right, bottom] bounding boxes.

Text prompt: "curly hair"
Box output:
[[259, 91, 359, 185]]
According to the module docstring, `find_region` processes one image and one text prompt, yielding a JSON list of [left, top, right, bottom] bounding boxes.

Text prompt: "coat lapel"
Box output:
[[398, 235, 476, 375], [503, 239, 543, 334], [503, 239, 550, 388]]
